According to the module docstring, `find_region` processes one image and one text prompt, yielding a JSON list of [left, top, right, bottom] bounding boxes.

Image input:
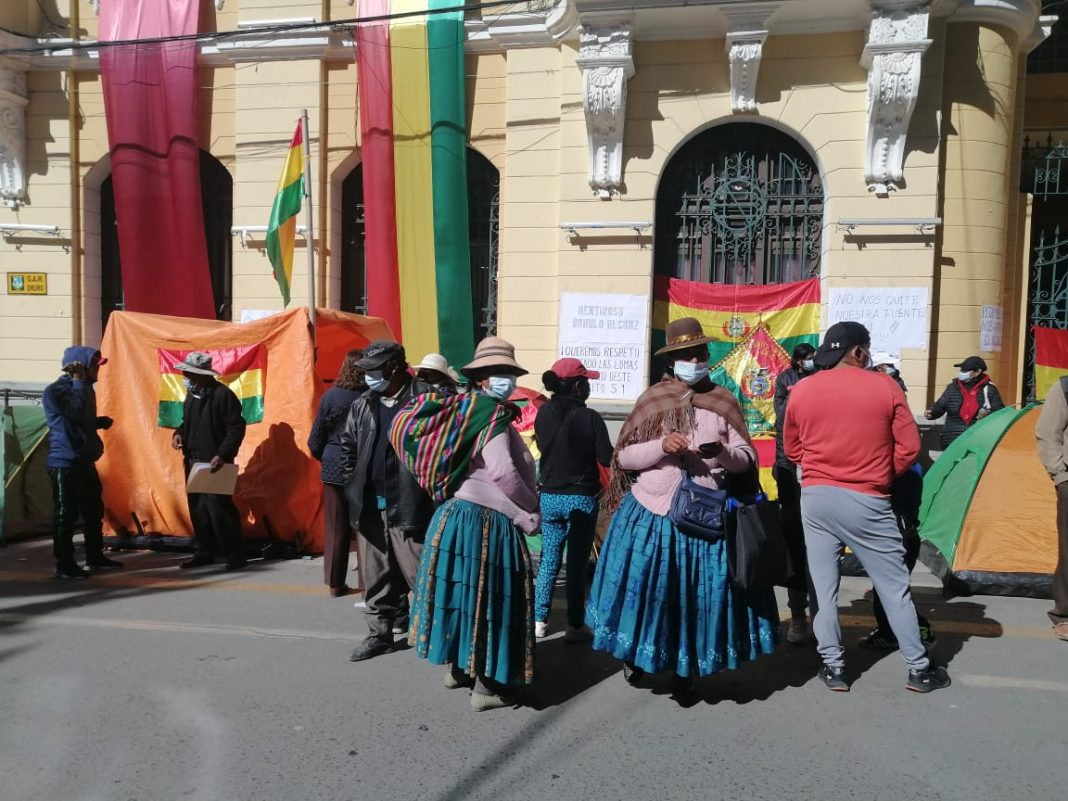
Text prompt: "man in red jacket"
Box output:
[[784, 321, 950, 694]]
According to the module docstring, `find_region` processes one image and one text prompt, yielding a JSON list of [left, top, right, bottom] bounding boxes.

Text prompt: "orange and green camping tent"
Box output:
[[919, 405, 1057, 598]]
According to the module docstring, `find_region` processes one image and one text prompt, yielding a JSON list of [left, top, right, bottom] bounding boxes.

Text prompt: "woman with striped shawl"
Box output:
[[390, 337, 539, 711], [586, 317, 781, 698]]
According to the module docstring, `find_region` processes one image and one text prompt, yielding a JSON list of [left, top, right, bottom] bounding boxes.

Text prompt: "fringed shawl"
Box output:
[[605, 377, 753, 512]]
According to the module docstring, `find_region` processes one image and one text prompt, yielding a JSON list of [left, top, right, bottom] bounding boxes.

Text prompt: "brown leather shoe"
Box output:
[[1054, 621, 1068, 642]]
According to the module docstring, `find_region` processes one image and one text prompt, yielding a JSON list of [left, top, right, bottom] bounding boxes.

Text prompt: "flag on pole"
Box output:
[[265, 123, 304, 306]]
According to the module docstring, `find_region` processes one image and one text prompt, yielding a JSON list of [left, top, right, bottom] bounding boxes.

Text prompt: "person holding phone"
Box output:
[[586, 317, 781, 698]]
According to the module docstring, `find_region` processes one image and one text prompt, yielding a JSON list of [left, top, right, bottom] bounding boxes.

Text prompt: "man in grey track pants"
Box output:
[[784, 321, 950, 694]]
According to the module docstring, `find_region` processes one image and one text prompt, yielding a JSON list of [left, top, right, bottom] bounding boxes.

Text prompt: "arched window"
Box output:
[[655, 123, 824, 286], [339, 149, 500, 343], [100, 150, 233, 328]]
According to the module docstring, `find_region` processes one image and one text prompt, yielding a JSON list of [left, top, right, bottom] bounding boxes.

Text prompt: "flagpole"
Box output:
[[300, 109, 316, 333]]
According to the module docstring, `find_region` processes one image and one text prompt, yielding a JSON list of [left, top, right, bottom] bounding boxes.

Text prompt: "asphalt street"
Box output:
[[0, 537, 1064, 801]]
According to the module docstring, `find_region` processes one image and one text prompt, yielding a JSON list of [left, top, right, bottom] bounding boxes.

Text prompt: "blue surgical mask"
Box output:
[[801, 359, 815, 372], [485, 375, 517, 401], [364, 370, 390, 394], [674, 361, 709, 386], [958, 371, 973, 382]]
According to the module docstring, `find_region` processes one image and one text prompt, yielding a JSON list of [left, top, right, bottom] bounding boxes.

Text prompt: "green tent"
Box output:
[[920, 404, 1055, 597], [2, 402, 53, 544]]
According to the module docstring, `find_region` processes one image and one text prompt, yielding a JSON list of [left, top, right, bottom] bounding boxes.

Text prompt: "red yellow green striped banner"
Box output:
[[265, 123, 304, 306], [355, 0, 475, 366], [157, 345, 267, 428], [1034, 325, 1068, 400]]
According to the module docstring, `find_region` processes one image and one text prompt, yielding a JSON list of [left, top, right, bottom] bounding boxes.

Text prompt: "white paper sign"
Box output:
[[828, 287, 929, 352], [980, 305, 1003, 353], [240, 309, 278, 324], [558, 292, 649, 401]]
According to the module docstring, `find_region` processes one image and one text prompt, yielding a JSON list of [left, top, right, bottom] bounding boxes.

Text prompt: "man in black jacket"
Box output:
[[340, 340, 435, 662], [169, 352, 248, 571]]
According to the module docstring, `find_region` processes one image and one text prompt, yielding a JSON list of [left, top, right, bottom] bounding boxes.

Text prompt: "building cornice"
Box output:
[[948, 0, 1043, 41]]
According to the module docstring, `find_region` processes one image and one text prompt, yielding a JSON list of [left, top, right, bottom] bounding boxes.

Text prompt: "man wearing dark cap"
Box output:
[[43, 346, 123, 578], [339, 341, 435, 662], [784, 321, 950, 693], [925, 356, 1005, 450]]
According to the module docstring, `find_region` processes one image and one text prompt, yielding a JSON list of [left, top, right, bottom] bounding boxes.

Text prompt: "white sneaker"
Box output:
[[786, 617, 809, 645], [563, 626, 593, 644], [534, 621, 548, 639]]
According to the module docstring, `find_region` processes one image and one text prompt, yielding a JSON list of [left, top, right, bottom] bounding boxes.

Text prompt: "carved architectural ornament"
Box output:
[[576, 23, 634, 199], [0, 62, 29, 210], [861, 2, 931, 196], [726, 32, 767, 114]]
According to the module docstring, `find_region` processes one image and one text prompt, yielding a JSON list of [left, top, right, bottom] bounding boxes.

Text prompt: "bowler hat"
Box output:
[[654, 317, 716, 357]]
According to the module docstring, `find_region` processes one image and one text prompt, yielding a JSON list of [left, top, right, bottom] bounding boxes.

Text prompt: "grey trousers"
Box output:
[[800, 485, 929, 672], [357, 502, 424, 639]]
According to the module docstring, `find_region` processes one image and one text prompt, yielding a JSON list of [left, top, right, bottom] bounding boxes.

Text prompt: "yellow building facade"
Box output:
[[0, 0, 1065, 413]]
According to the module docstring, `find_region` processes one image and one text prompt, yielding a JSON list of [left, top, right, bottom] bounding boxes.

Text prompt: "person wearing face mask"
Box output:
[[43, 346, 122, 579], [925, 356, 1005, 450], [170, 352, 248, 571], [784, 321, 950, 693], [532, 358, 613, 642], [414, 352, 460, 396], [871, 351, 908, 393], [773, 342, 817, 644], [586, 317, 781, 698], [393, 336, 540, 710], [339, 341, 435, 662], [308, 349, 367, 597]]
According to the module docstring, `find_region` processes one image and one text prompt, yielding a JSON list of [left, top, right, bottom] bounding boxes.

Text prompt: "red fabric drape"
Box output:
[[99, 0, 215, 319], [355, 0, 403, 339]]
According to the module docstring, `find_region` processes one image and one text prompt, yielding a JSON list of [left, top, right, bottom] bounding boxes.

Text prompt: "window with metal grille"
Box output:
[[339, 149, 500, 343], [1028, 2, 1067, 74], [100, 151, 233, 330], [654, 123, 824, 286]]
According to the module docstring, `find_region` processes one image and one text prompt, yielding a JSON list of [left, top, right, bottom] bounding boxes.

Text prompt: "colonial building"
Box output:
[[0, 0, 1064, 412]]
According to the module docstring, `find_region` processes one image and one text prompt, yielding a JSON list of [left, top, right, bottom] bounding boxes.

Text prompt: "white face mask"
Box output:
[[958, 371, 974, 382], [674, 361, 710, 386], [485, 375, 517, 401], [801, 359, 815, 372], [886, 367, 899, 378], [364, 370, 390, 394]]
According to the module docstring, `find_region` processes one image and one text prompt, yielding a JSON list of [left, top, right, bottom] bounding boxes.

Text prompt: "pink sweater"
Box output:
[[454, 427, 541, 533], [619, 407, 756, 516]]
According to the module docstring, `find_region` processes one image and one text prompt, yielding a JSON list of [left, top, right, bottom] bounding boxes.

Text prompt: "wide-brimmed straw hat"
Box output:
[[415, 352, 460, 383], [177, 352, 219, 376], [654, 317, 716, 357], [461, 336, 528, 377]]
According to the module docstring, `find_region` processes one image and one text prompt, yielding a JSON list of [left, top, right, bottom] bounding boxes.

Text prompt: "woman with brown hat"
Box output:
[[586, 318, 781, 696], [392, 336, 540, 710]]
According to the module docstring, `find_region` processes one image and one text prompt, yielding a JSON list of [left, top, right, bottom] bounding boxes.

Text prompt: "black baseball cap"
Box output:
[[813, 322, 871, 368], [356, 340, 405, 370], [954, 356, 987, 372]]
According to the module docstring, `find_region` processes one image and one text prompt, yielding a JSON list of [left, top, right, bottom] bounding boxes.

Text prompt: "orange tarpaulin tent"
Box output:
[[96, 307, 393, 553]]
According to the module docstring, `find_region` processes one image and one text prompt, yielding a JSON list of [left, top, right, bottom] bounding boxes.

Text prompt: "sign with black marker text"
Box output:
[[558, 292, 649, 401], [827, 286, 929, 353]]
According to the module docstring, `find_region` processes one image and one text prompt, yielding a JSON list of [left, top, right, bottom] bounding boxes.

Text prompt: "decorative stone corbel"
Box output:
[[0, 65, 29, 210], [861, 3, 931, 196], [576, 23, 634, 199], [725, 32, 767, 114]]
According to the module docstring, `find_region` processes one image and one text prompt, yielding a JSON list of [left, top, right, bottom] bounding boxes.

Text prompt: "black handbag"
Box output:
[[725, 488, 790, 591], [668, 475, 729, 542]]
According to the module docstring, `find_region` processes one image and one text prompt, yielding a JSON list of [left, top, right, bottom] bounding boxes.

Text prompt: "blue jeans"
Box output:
[[534, 493, 598, 628]]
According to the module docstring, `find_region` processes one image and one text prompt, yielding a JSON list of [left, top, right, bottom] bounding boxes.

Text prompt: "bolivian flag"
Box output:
[[652, 276, 820, 366], [1033, 325, 1068, 400], [157, 345, 267, 428], [265, 123, 304, 306]]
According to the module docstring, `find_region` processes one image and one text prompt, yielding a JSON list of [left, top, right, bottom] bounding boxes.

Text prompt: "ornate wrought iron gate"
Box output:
[[340, 151, 500, 343], [655, 123, 824, 285], [1022, 135, 1068, 400]]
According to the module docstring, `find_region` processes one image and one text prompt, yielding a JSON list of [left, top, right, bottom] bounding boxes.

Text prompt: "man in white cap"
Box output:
[[169, 352, 248, 571], [414, 352, 459, 396]]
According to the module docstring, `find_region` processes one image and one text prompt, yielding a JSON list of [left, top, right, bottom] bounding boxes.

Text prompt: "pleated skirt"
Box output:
[[586, 493, 781, 678], [409, 498, 535, 685]]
